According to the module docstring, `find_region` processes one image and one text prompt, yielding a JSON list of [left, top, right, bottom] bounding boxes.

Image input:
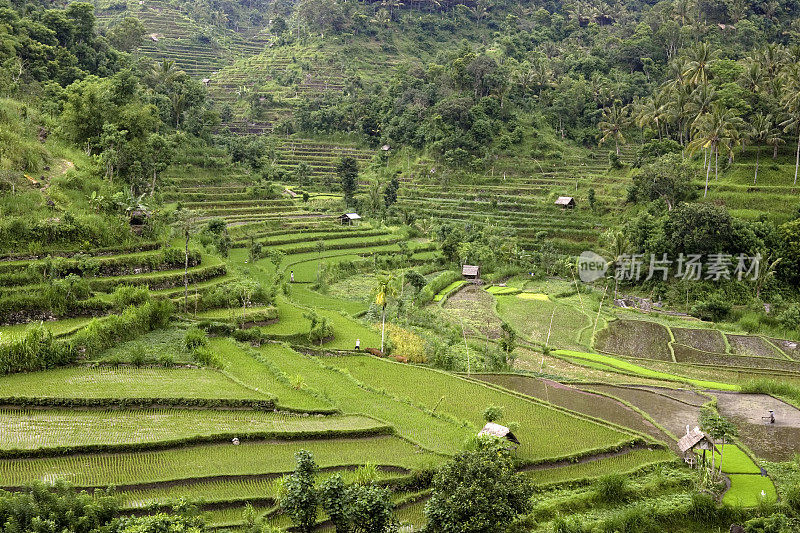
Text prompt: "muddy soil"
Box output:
[[672, 328, 726, 353], [715, 392, 800, 461], [580, 384, 702, 441], [472, 374, 672, 445]]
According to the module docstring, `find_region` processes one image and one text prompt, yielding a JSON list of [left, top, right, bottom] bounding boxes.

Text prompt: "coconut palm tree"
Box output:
[[374, 274, 398, 353], [780, 64, 800, 185], [688, 103, 744, 197], [746, 113, 774, 184], [683, 42, 718, 87], [598, 104, 630, 156]]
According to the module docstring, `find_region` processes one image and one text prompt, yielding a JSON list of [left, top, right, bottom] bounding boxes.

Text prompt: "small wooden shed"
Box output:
[[339, 213, 361, 226], [462, 264, 480, 280], [478, 422, 520, 447], [678, 426, 718, 468], [555, 196, 576, 209]]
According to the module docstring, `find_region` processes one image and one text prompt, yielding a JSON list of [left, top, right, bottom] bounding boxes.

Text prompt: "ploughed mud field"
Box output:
[[471, 375, 673, 445], [715, 392, 800, 461], [475, 375, 800, 461]]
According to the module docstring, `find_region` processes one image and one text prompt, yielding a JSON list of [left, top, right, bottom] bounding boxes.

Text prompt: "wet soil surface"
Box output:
[[715, 392, 800, 461], [471, 374, 672, 445]]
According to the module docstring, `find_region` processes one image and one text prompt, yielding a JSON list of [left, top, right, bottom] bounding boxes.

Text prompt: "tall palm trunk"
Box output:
[[380, 305, 386, 353], [754, 146, 760, 184], [714, 144, 719, 181], [184, 232, 190, 312], [704, 152, 712, 198], [795, 131, 800, 185]]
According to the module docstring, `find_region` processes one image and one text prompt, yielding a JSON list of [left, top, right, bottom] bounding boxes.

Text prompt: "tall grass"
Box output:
[[740, 379, 800, 408]]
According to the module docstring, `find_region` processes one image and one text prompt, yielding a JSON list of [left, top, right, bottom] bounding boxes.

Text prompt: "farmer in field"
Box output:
[[290, 270, 294, 283], [355, 338, 360, 350]]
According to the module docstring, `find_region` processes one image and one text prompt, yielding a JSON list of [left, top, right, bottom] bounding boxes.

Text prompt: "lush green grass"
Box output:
[[0, 318, 93, 343], [522, 449, 676, 485], [0, 435, 439, 487], [723, 474, 777, 507], [256, 344, 468, 455], [553, 350, 739, 391], [0, 409, 385, 450], [718, 445, 761, 475], [433, 280, 467, 302], [0, 366, 267, 400], [327, 356, 639, 463], [485, 286, 522, 295], [210, 337, 334, 412]]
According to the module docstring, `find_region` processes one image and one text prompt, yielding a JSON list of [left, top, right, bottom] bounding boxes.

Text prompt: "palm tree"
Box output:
[[374, 274, 398, 353], [688, 103, 744, 197], [601, 229, 629, 300], [738, 60, 764, 94], [780, 64, 800, 185], [683, 42, 718, 87], [746, 113, 774, 184], [598, 104, 630, 155]]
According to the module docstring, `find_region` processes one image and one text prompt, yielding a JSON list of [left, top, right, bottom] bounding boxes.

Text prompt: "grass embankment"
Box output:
[[553, 350, 739, 391]]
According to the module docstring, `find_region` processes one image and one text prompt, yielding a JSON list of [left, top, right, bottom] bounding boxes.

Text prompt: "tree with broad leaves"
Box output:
[[424, 436, 532, 533]]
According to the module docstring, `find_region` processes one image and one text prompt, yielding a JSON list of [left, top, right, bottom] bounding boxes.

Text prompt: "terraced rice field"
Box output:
[[0, 409, 387, 451], [327, 356, 642, 463], [0, 436, 437, 488], [522, 448, 675, 485], [471, 374, 671, 443], [0, 366, 267, 401]]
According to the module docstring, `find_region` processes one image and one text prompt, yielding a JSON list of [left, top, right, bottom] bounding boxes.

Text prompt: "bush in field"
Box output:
[[483, 405, 504, 423], [691, 294, 732, 322], [0, 481, 118, 532], [304, 310, 333, 346], [424, 437, 532, 533], [281, 450, 320, 533], [594, 474, 631, 503], [384, 323, 426, 363], [0, 323, 75, 374], [112, 285, 151, 310], [777, 305, 800, 332], [320, 473, 396, 533], [184, 327, 208, 351]]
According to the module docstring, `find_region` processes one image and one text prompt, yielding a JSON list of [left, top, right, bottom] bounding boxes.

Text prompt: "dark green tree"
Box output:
[[384, 176, 400, 208], [336, 156, 359, 206], [281, 450, 320, 533], [424, 437, 532, 533]]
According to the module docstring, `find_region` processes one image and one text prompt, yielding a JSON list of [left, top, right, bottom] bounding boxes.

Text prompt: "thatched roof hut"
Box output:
[[478, 422, 520, 446]]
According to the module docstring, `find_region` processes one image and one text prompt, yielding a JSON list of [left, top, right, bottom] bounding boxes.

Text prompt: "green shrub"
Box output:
[[0, 323, 76, 374], [691, 294, 732, 322], [418, 271, 461, 305], [184, 327, 208, 351], [594, 474, 631, 503], [483, 405, 504, 423], [112, 285, 151, 310], [777, 305, 800, 332]]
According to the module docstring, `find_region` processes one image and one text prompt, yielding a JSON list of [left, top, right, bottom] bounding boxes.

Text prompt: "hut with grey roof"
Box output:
[[478, 422, 520, 447]]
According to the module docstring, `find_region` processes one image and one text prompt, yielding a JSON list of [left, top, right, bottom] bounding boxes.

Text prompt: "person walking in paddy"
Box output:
[[355, 338, 360, 350], [290, 271, 294, 283]]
